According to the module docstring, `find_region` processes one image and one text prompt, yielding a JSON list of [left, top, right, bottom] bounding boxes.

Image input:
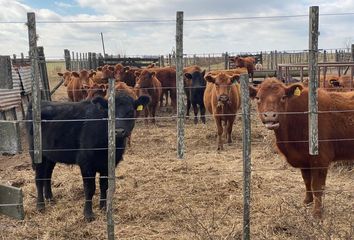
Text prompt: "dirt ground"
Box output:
[[0, 76, 353, 240]]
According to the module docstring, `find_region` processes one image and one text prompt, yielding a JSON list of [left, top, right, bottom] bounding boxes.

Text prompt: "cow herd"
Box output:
[[26, 57, 353, 221]]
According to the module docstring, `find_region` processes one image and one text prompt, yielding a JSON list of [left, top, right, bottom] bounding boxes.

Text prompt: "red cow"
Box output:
[[231, 56, 255, 81], [135, 70, 162, 124], [203, 72, 241, 150], [114, 63, 139, 87], [249, 77, 354, 218], [142, 66, 176, 110], [66, 71, 88, 102], [57, 71, 72, 87]]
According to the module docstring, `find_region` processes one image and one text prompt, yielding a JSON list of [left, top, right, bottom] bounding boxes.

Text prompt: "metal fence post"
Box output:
[[27, 12, 42, 164], [107, 77, 116, 240], [240, 74, 251, 240], [308, 6, 319, 155], [176, 11, 185, 159]]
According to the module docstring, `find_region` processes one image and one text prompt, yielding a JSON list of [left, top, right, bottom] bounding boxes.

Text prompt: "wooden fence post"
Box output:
[[27, 12, 42, 164], [64, 49, 71, 71], [71, 51, 75, 71], [92, 53, 97, 70], [20, 53, 24, 64], [308, 6, 319, 155], [240, 74, 251, 240], [107, 77, 116, 240], [176, 11, 185, 159], [224, 52, 229, 70], [37, 46, 51, 101], [88, 52, 92, 70]]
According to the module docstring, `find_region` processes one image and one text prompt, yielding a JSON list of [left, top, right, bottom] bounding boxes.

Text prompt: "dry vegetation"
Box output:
[[0, 62, 353, 239]]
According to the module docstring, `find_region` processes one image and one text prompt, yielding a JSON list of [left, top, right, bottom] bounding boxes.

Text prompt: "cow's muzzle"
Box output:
[[115, 128, 126, 137], [217, 94, 229, 102], [262, 111, 279, 130]]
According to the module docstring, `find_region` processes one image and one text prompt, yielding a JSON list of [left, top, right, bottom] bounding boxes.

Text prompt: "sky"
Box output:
[[0, 0, 353, 59]]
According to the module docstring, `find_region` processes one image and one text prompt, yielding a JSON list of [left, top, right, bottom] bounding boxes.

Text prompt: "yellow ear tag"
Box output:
[[137, 105, 143, 111], [294, 87, 301, 96]]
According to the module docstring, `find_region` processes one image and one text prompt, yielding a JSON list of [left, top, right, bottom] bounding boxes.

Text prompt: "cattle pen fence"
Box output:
[[0, 6, 354, 240]]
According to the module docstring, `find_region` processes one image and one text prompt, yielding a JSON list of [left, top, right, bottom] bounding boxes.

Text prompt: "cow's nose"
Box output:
[[217, 95, 229, 102], [263, 112, 278, 120], [115, 128, 126, 137]]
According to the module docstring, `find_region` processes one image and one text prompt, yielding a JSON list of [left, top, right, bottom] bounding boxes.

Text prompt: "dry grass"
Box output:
[[0, 74, 353, 239]]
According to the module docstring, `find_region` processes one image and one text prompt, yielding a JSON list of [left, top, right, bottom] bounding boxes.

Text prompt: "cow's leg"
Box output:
[[200, 102, 206, 124], [311, 168, 328, 218], [159, 90, 164, 108], [80, 166, 96, 221], [165, 90, 169, 107], [151, 104, 157, 124], [44, 160, 56, 201], [186, 97, 191, 119], [216, 119, 224, 150], [300, 168, 313, 205], [144, 107, 149, 125], [170, 89, 177, 112], [34, 163, 46, 212], [99, 173, 108, 211], [226, 117, 235, 144], [192, 103, 198, 124]]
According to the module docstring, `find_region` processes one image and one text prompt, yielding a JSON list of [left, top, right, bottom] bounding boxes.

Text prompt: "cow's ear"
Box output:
[[97, 67, 103, 71], [123, 66, 130, 72], [149, 71, 156, 77], [184, 73, 192, 79], [285, 83, 303, 97], [230, 74, 240, 84], [91, 96, 108, 109], [57, 72, 63, 77], [71, 71, 80, 78], [249, 85, 258, 99], [201, 69, 206, 77], [205, 74, 215, 83], [134, 96, 150, 111]]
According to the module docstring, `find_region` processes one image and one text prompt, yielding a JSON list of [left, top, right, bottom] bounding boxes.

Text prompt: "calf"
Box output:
[[249, 78, 354, 218], [66, 71, 88, 102], [26, 93, 149, 221], [135, 69, 162, 124], [184, 65, 206, 124], [57, 71, 72, 87], [203, 72, 241, 150]]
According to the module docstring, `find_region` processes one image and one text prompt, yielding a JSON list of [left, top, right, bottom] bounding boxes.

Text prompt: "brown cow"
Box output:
[[135, 70, 162, 124], [204, 72, 241, 150], [231, 56, 255, 81], [57, 71, 72, 87], [114, 63, 139, 87], [249, 77, 354, 218], [141, 66, 176, 110], [66, 71, 88, 102]]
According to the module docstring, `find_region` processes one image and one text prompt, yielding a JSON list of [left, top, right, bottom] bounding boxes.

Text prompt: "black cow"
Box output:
[[184, 67, 206, 124], [26, 92, 149, 221]]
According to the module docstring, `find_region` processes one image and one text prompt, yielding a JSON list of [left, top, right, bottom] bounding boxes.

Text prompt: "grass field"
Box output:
[[0, 62, 353, 239]]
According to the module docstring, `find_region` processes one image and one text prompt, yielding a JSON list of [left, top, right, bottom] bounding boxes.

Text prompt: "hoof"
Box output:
[[194, 118, 198, 124], [303, 197, 313, 205], [99, 201, 106, 210], [84, 212, 95, 222], [36, 202, 45, 212]]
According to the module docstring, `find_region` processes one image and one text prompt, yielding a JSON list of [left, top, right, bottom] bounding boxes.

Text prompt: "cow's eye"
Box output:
[[281, 95, 287, 102], [255, 96, 261, 103]]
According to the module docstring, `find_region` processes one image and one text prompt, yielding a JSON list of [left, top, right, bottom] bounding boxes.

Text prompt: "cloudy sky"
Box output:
[[0, 0, 353, 59]]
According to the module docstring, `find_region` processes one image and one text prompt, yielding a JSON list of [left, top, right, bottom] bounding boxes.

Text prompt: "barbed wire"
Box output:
[[1, 12, 354, 24]]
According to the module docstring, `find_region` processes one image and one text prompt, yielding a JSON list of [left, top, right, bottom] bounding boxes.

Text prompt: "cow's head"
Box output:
[[184, 69, 206, 91], [249, 78, 303, 130], [58, 71, 72, 87], [85, 83, 107, 100], [91, 93, 150, 138], [134, 70, 156, 99], [205, 73, 240, 105]]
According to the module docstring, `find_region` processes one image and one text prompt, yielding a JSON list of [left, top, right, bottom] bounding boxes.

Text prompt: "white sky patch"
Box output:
[[0, 0, 353, 58], [54, 1, 75, 8]]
